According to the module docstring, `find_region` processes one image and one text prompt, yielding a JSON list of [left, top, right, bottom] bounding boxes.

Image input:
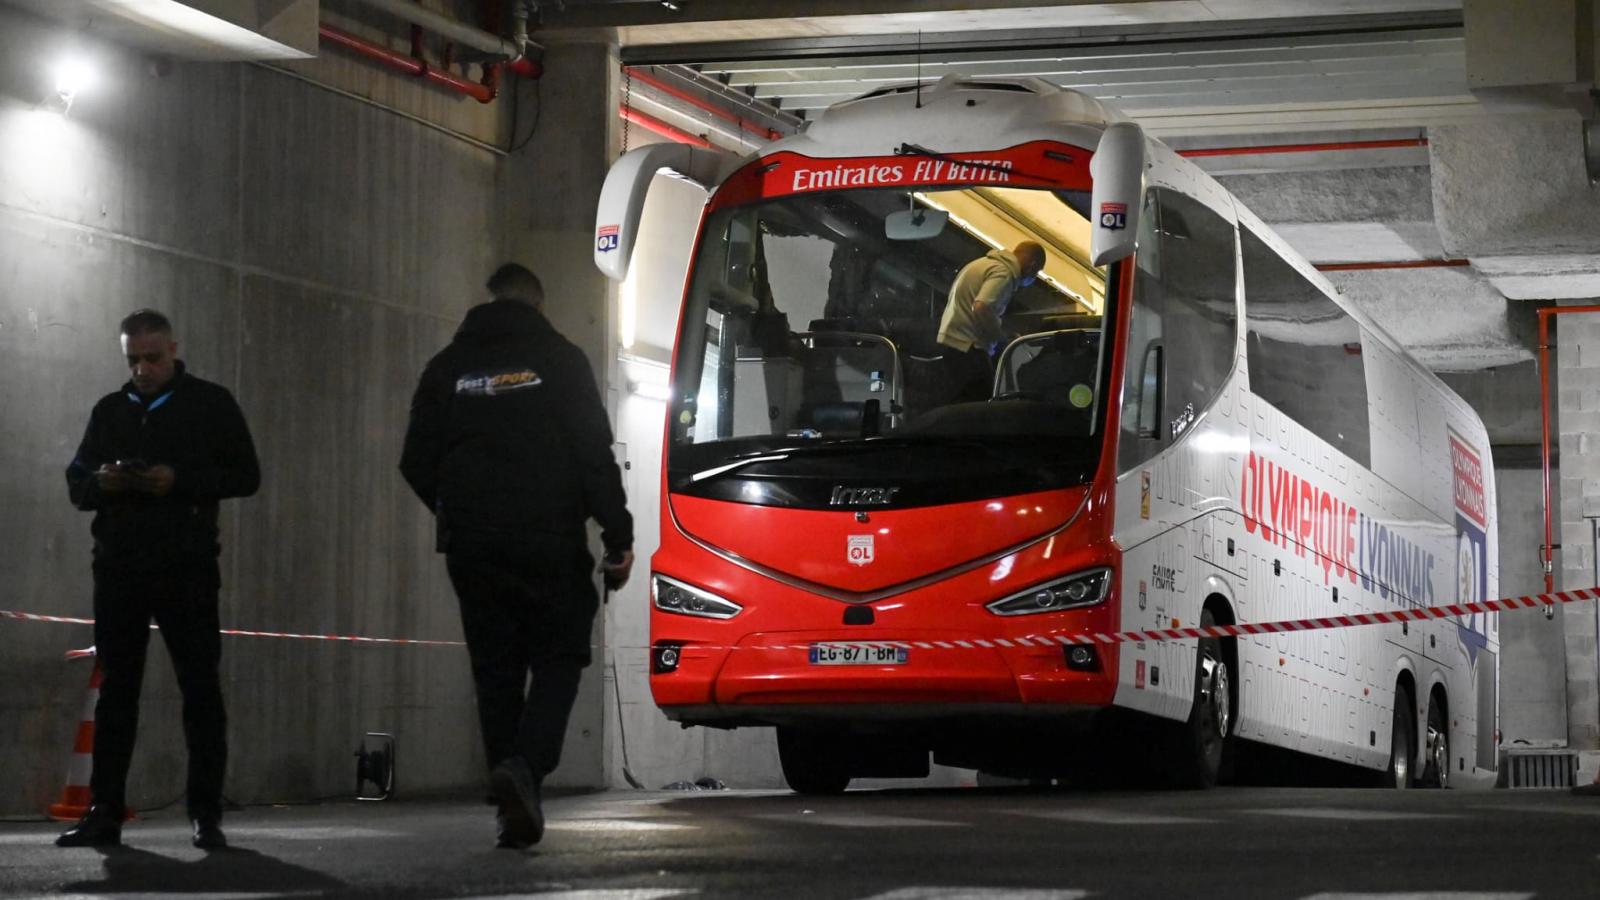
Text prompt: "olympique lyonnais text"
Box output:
[[1450, 435, 1487, 528], [1239, 451, 1435, 608]]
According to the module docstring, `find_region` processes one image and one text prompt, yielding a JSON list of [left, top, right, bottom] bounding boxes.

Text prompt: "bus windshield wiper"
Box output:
[[897, 143, 1060, 185], [689, 453, 793, 484], [690, 436, 998, 483]]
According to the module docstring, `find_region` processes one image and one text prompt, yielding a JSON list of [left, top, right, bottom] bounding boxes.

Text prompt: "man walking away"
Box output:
[[59, 309, 260, 850], [400, 264, 634, 849]]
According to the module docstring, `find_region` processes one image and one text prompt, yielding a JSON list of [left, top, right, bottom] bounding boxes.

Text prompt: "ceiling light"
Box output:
[[659, 1, 683, 10]]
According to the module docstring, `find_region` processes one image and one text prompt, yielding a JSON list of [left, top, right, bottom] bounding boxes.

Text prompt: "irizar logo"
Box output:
[[830, 485, 901, 506]]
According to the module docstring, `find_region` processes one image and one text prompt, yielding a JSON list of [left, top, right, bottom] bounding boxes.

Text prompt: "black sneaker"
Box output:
[[191, 818, 227, 850], [489, 758, 543, 847], [494, 810, 532, 850], [56, 806, 123, 848]]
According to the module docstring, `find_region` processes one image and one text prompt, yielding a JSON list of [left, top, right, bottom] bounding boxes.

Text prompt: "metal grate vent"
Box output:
[[1504, 751, 1579, 788]]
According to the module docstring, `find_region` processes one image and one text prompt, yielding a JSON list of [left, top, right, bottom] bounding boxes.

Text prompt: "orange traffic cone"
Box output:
[[46, 648, 131, 822]]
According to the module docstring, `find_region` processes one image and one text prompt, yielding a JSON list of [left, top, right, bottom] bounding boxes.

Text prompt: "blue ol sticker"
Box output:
[[596, 224, 620, 253], [1099, 202, 1127, 231]]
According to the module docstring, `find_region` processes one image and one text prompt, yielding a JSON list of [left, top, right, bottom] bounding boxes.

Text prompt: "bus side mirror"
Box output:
[[1089, 121, 1146, 267], [594, 143, 739, 281]]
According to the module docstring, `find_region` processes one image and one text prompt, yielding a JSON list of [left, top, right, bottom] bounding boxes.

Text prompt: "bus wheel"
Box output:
[[1385, 688, 1413, 789], [777, 728, 851, 795], [1422, 695, 1450, 788], [1171, 609, 1230, 788]]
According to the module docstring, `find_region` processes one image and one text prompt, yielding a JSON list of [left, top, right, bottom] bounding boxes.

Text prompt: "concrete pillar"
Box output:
[[1556, 307, 1600, 749], [495, 40, 622, 789]]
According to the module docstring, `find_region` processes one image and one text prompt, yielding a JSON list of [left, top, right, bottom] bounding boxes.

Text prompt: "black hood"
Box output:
[[454, 298, 553, 344]]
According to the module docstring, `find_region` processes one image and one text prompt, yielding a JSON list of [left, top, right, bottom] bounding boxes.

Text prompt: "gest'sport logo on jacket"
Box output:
[[455, 368, 543, 397]]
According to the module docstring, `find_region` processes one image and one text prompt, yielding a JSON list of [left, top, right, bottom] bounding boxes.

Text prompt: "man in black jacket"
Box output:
[[58, 309, 260, 850], [401, 263, 633, 849]]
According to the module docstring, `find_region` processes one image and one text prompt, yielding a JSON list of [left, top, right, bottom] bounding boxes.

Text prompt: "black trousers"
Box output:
[[91, 561, 227, 819], [446, 538, 600, 779], [937, 346, 995, 404]]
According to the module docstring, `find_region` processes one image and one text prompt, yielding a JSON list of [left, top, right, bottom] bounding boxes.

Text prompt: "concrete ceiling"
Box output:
[[2, 0, 316, 60], [543, 0, 1461, 49]]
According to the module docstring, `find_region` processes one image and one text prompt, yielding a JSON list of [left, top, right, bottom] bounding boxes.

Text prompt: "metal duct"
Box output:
[[349, 0, 537, 60]]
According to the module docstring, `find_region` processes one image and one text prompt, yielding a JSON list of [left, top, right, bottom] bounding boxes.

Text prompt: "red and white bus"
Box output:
[[595, 75, 1499, 793]]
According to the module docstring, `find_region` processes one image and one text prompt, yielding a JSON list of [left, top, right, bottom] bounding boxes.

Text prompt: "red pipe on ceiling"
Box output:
[[621, 105, 713, 149], [320, 23, 496, 102], [1314, 258, 1471, 272], [625, 68, 783, 141], [505, 57, 542, 79], [1178, 138, 1428, 158]]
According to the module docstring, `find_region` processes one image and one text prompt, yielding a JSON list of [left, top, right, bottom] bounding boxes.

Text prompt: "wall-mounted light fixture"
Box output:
[[50, 55, 95, 116]]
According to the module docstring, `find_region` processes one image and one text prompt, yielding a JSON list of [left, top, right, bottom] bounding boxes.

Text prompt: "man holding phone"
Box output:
[[58, 309, 260, 850]]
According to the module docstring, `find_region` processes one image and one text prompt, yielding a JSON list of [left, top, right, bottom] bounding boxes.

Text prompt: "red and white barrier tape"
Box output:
[[0, 609, 464, 647], [728, 586, 1600, 653], [5, 586, 1596, 653], [1032, 586, 1597, 650]]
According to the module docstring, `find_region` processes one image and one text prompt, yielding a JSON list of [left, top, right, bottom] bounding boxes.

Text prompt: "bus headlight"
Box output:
[[986, 568, 1111, 616], [652, 574, 742, 619]]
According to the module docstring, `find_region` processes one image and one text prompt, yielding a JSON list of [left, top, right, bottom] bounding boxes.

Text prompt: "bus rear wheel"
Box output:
[[777, 727, 852, 795], [1170, 609, 1230, 788], [1421, 695, 1450, 788], [1385, 687, 1413, 789]]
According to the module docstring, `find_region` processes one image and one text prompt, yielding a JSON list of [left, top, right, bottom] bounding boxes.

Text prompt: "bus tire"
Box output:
[[777, 727, 851, 795], [1385, 687, 1413, 789], [1422, 694, 1449, 788], [1171, 608, 1230, 788]]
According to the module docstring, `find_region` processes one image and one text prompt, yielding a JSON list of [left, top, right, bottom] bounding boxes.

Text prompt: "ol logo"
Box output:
[[596, 224, 620, 253], [1099, 202, 1127, 230], [847, 534, 875, 566]]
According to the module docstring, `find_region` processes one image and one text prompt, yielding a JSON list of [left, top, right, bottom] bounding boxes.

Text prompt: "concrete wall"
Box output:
[[0, 4, 609, 815], [1555, 309, 1600, 749]]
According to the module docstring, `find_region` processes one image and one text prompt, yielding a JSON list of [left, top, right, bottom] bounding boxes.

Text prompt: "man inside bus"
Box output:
[[934, 240, 1046, 404]]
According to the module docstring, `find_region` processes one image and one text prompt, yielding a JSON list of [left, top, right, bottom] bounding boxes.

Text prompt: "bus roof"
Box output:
[[757, 74, 1126, 163]]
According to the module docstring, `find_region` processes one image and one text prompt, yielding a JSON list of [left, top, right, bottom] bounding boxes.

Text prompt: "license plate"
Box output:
[[808, 643, 909, 665]]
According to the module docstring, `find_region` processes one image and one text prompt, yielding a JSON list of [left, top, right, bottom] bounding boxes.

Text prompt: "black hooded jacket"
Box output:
[[65, 362, 261, 571], [400, 299, 633, 555]]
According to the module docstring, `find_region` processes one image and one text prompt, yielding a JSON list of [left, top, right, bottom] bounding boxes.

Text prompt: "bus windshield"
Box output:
[[667, 175, 1115, 509]]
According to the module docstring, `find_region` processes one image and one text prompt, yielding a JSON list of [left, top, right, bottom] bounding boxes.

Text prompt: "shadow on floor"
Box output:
[[61, 844, 347, 895]]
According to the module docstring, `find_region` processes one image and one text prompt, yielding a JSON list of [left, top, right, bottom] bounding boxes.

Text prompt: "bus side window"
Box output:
[[1119, 187, 1237, 472], [1136, 342, 1164, 439], [1241, 227, 1371, 467]]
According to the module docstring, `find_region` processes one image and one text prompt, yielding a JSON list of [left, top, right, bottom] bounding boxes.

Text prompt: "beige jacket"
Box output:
[[936, 249, 1022, 354]]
